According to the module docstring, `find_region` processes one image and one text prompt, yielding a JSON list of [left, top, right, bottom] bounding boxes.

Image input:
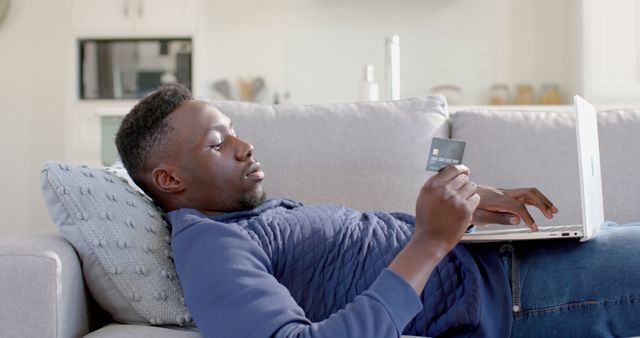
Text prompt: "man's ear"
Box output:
[[151, 166, 184, 193]]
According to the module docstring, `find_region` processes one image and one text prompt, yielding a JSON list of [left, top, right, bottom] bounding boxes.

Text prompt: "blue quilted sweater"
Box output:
[[168, 199, 512, 338]]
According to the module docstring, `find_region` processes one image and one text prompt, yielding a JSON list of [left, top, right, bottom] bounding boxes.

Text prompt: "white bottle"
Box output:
[[385, 35, 400, 100], [359, 64, 379, 101]]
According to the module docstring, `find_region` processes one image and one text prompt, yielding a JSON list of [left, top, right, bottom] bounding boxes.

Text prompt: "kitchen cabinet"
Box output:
[[73, 0, 197, 37], [67, 0, 201, 165]]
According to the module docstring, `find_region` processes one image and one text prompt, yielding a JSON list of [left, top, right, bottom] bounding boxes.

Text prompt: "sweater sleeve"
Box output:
[[171, 216, 422, 338]]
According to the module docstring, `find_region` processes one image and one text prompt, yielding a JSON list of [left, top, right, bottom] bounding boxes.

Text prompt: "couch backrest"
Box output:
[[451, 108, 640, 226], [213, 96, 449, 214]]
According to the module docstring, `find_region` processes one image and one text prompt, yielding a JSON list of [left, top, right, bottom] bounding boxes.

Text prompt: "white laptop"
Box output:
[[461, 95, 604, 242]]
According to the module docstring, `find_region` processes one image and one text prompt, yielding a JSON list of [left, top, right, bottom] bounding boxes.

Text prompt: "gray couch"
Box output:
[[1, 96, 639, 338]]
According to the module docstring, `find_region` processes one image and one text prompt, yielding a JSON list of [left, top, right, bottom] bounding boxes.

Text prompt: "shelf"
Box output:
[[449, 103, 640, 113], [449, 105, 573, 113]]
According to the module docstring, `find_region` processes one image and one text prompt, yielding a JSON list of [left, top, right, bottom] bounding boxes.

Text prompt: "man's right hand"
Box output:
[[414, 165, 480, 253], [389, 165, 480, 295]]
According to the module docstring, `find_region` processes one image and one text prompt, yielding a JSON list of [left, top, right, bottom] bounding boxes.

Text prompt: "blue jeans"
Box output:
[[504, 222, 640, 337]]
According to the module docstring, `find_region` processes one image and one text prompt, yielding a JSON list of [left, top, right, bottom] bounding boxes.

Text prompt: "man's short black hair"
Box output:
[[115, 83, 194, 182]]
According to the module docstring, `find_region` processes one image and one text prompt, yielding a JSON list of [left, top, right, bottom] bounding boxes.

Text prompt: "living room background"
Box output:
[[0, 0, 635, 236]]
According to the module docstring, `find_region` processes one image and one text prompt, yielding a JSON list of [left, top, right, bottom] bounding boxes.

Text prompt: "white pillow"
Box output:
[[451, 109, 581, 228], [40, 161, 193, 326], [452, 108, 640, 226], [213, 96, 449, 213]]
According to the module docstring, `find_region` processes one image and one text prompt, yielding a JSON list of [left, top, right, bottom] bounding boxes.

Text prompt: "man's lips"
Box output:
[[244, 162, 264, 180]]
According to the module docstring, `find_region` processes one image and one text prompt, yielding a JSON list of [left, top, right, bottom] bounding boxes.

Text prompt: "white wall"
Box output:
[[506, 0, 579, 104], [285, 0, 508, 104], [0, 0, 67, 236], [198, 0, 288, 103], [197, 0, 579, 105]]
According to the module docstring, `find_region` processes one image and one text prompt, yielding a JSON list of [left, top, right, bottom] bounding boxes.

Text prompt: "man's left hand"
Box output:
[[472, 185, 559, 232]]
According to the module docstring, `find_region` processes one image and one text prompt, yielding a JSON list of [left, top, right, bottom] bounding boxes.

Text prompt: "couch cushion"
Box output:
[[597, 108, 640, 224], [0, 232, 89, 338], [84, 324, 425, 338], [40, 162, 192, 327], [213, 96, 449, 213], [85, 324, 200, 338], [451, 109, 640, 227]]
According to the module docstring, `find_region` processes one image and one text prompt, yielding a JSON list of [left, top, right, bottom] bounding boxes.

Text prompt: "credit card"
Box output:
[[425, 137, 466, 172]]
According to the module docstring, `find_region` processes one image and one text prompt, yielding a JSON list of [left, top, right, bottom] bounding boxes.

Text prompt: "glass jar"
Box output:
[[515, 84, 534, 105], [489, 83, 510, 105], [540, 83, 561, 105]]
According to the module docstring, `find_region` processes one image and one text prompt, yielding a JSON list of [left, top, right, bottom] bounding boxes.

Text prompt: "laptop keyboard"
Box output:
[[473, 224, 583, 235], [537, 225, 583, 232]]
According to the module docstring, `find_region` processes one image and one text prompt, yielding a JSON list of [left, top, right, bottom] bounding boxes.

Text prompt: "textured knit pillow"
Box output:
[[40, 161, 193, 327]]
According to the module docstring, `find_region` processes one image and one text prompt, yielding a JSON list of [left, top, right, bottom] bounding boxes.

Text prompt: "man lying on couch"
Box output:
[[114, 84, 640, 338]]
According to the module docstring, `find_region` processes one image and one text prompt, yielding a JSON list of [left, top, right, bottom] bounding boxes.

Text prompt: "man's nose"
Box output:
[[232, 136, 254, 161]]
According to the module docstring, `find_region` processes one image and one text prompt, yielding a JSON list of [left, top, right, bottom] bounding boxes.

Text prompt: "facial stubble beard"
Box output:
[[236, 187, 267, 211]]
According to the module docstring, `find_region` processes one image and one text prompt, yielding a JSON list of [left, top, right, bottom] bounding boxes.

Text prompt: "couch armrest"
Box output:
[[0, 231, 89, 338]]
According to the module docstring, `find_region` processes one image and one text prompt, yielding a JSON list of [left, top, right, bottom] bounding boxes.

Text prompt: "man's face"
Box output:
[[164, 100, 266, 215]]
